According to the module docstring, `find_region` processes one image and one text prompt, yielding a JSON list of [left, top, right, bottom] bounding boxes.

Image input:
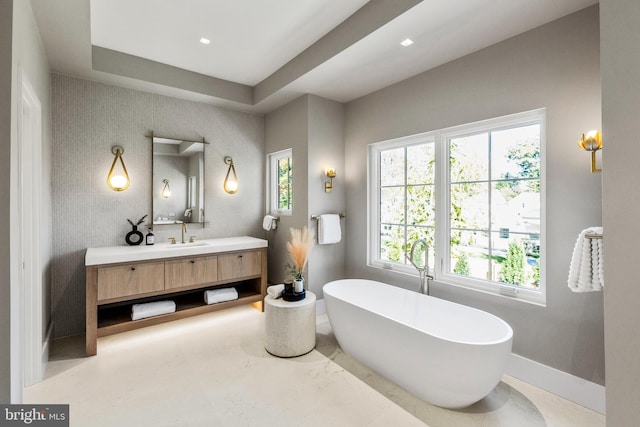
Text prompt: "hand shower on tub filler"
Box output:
[[406, 239, 433, 295]]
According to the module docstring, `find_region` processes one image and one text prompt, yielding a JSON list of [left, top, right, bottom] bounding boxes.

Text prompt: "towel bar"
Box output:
[[585, 233, 602, 239], [311, 214, 345, 220]]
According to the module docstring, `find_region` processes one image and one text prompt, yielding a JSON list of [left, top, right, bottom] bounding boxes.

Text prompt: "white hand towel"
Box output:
[[262, 215, 278, 231], [204, 287, 238, 304], [267, 284, 285, 299], [318, 214, 341, 244], [131, 300, 176, 321], [568, 227, 604, 292]]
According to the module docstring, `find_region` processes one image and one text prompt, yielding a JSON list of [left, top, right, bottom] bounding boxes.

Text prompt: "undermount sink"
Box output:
[[166, 242, 209, 248]]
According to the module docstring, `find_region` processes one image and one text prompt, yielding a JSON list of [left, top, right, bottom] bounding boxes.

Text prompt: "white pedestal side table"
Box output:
[[264, 291, 316, 357]]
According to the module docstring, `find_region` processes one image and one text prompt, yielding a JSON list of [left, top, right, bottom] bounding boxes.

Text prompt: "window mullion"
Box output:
[[404, 146, 409, 265], [487, 131, 493, 281], [434, 133, 446, 278]]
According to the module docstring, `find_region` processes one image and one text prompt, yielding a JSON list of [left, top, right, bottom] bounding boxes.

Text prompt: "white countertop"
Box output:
[[85, 236, 268, 266]]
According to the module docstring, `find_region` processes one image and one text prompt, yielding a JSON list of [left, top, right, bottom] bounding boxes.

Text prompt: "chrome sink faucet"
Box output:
[[181, 223, 187, 244]]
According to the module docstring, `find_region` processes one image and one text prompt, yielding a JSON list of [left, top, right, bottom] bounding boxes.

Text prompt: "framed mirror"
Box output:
[[151, 134, 206, 226]]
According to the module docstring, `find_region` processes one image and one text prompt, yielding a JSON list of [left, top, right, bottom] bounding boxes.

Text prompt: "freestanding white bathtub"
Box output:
[[323, 279, 513, 409]]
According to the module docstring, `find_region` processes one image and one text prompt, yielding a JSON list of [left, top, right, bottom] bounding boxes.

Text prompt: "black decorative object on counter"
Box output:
[[125, 215, 148, 246], [282, 288, 306, 302]]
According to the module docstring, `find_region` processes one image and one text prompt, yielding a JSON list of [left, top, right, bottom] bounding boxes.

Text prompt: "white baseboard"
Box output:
[[506, 353, 605, 414], [40, 322, 53, 382]]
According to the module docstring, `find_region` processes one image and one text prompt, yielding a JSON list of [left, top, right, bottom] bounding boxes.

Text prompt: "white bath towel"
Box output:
[[262, 215, 278, 231], [318, 214, 341, 244], [131, 300, 176, 321], [204, 287, 238, 304], [568, 227, 604, 292], [267, 284, 285, 299]]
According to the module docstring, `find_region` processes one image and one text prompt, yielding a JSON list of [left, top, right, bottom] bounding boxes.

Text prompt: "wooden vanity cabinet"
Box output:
[[86, 247, 267, 356], [218, 251, 261, 281], [165, 255, 218, 290], [97, 261, 165, 301]]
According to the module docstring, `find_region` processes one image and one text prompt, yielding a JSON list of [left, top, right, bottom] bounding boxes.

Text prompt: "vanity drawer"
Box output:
[[97, 262, 165, 301], [218, 251, 261, 281], [165, 255, 218, 290]]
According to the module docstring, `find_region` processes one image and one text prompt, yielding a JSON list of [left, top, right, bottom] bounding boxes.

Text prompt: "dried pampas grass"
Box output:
[[287, 226, 314, 276]]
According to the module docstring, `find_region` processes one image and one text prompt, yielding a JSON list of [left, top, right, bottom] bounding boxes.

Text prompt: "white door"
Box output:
[[18, 69, 44, 387]]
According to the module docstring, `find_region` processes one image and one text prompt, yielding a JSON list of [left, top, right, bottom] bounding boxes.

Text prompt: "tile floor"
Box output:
[[25, 305, 605, 427]]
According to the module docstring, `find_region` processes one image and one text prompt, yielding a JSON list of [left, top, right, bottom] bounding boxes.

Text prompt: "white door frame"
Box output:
[[17, 68, 45, 387]]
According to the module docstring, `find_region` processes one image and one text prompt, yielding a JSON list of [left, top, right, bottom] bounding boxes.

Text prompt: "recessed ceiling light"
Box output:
[[400, 38, 414, 47], [200, 37, 211, 45]]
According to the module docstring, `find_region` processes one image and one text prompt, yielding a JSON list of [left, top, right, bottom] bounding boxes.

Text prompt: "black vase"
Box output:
[[126, 225, 144, 246]]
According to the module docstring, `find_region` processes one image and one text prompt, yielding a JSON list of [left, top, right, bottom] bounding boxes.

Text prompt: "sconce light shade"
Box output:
[[223, 156, 238, 194], [325, 168, 336, 193], [161, 179, 171, 198], [578, 130, 602, 172], [106, 146, 130, 191]]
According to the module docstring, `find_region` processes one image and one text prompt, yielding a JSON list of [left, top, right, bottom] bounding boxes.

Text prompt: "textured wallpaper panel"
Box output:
[[51, 75, 264, 338]]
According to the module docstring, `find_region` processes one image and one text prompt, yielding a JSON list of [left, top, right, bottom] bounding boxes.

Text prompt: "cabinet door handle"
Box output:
[[238, 255, 243, 259], [131, 267, 136, 271], [190, 260, 195, 264]]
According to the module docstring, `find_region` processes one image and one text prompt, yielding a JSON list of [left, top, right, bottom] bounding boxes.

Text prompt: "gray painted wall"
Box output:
[[51, 75, 264, 338], [307, 96, 346, 297], [264, 95, 346, 296], [601, 0, 640, 422], [264, 95, 309, 285], [344, 6, 604, 384]]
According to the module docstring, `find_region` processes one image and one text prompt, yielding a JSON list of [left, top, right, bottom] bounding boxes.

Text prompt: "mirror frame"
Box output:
[[149, 132, 207, 227]]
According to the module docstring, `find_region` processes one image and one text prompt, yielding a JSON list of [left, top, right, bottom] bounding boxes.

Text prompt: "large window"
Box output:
[[369, 110, 545, 304], [267, 149, 293, 215]]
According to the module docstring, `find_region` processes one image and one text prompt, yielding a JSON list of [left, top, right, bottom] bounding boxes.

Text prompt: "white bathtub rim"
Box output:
[[323, 279, 513, 347]]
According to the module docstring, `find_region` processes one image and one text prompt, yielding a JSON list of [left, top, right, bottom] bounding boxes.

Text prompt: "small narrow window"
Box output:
[[268, 149, 293, 215]]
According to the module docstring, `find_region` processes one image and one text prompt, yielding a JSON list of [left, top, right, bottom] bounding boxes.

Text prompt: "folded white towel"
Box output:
[[131, 300, 176, 321], [318, 214, 341, 244], [204, 287, 238, 304], [267, 284, 285, 299], [568, 227, 604, 292]]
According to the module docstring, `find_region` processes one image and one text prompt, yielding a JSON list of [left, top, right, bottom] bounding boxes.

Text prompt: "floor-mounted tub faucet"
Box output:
[[406, 239, 433, 295]]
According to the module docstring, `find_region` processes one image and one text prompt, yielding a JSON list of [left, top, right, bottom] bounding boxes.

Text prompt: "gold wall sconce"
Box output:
[[223, 156, 238, 194], [325, 168, 336, 193], [578, 130, 603, 172], [106, 145, 130, 191], [161, 179, 171, 198]]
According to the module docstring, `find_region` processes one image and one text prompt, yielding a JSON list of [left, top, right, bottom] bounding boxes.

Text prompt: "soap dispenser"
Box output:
[[145, 227, 155, 245]]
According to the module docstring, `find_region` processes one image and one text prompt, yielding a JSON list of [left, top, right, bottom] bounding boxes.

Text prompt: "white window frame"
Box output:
[[368, 133, 436, 277], [267, 148, 293, 216], [368, 109, 546, 305]]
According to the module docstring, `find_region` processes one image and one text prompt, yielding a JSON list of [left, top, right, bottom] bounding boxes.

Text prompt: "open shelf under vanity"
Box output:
[[96, 279, 263, 337]]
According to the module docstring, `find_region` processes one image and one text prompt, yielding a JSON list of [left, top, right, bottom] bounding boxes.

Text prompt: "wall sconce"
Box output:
[[106, 145, 130, 191], [578, 130, 602, 172], [223, 156, 238, 194], [161, 179, 171, 198], [325, 168, 336, 193]]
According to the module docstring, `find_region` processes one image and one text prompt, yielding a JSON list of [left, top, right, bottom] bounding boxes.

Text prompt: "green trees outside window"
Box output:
[[371, 111, 544, 298]]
